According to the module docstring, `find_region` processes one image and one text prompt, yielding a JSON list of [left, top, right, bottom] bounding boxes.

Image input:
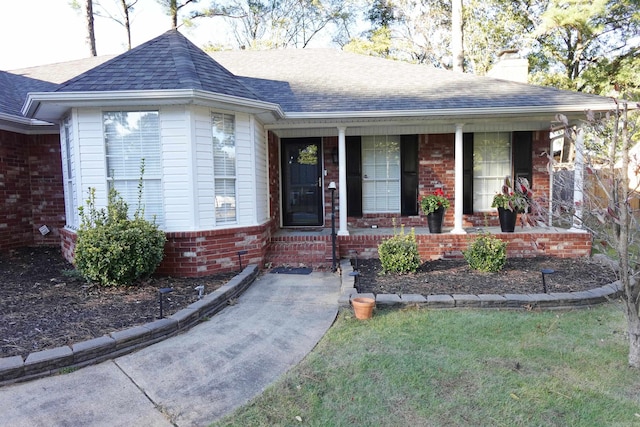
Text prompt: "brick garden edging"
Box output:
[[0, 264, 259, 387], [337, 260, 623, 311]]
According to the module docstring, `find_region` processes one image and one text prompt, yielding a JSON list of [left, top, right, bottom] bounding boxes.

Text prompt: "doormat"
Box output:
[[270, 266, 313, 275]]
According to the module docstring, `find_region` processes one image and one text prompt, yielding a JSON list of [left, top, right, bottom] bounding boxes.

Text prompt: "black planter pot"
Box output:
[[427, 208, 445, 234], [497, 207, 517, 232]]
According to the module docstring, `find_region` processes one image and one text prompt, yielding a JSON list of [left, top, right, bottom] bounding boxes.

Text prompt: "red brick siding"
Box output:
[[0, 130, 64, 251], [338, 231, 591, 263], [267, 131, 281, 235], [61, 223, 273, 277]]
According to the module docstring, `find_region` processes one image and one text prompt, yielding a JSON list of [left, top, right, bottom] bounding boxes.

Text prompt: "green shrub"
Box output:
[[378, 222, 421, 274], [75, 181, 166, 287], [463, 233, 507, 272]]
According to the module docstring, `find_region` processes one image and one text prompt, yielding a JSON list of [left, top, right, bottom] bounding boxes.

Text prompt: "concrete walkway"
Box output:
[[0, 270, 341, 427]]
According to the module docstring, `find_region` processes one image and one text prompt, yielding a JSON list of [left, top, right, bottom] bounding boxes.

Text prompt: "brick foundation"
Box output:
[[61, 222, 275, 277]]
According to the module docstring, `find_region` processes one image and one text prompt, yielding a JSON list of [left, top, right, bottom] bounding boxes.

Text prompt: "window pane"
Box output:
[[473, 132, 511, 211], [103, 111, 163, 225], [215, 179, 236, 223], [361, 136, 401, 213], [212, 112, 236, 224]]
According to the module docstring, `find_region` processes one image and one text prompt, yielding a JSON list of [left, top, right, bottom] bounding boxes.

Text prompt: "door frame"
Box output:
[[280, 137, 324, 227]]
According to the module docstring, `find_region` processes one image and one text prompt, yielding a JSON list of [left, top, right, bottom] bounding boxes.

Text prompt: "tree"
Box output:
[[530, 0, 640, 94], [95, 0, 139, 50], [451, 0, 463, 72], [197, 0, 353, 49], [553, 99, 640, 368], [156, 0, 200, 29], [84, 0, 98, 56]]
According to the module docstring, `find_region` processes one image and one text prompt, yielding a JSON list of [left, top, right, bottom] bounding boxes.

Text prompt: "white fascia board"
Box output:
[[0, 112, 58, 134], [22, 89, 285, 120], [282, 103, 618, 121]]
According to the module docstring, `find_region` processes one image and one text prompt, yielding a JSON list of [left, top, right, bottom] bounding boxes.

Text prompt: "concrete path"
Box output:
[[0, 270, 341, 426]]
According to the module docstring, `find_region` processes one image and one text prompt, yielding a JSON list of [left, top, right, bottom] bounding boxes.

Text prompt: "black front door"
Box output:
[[282, 138, 323, 226]]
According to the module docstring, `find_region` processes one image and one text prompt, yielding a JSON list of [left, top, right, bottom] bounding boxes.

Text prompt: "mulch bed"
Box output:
[[354, 257, 616, 297], [0, 247, 618, 360], [0, 247, 236, 359]]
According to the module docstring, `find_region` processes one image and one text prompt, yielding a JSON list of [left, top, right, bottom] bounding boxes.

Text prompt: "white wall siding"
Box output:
[[75, 108, 107, 208], [194, 106, 215, 228], [161, 106, 192, 231], [235, 112, 256, 226], [253, 119, 269, 223]]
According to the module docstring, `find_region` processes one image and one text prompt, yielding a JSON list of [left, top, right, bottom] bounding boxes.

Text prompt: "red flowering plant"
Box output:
[[420, 188, 451, 215], [491, 176, 532, 212]]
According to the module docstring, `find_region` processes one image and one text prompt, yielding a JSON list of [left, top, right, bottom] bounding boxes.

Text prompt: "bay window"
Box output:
[[212, 112, 236, 224], [104, 111, 163, 225]]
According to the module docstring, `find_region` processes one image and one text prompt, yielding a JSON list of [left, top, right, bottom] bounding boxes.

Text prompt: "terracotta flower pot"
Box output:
[[352, 297, 376, 320]]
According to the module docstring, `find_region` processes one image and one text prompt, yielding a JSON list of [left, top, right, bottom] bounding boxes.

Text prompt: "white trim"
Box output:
[[337, 127, 348, 236], [283, 104, 617, 121], [451, 124, 466, 234], [23, 89, 285, 121]]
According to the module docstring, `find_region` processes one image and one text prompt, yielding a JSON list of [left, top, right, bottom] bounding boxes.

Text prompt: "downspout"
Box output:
[[451, 123, 466, 234], [338, 127, 349, 235]]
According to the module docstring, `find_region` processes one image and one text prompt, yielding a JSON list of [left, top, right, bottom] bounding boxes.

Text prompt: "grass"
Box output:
[[211, 305, 640, 426]]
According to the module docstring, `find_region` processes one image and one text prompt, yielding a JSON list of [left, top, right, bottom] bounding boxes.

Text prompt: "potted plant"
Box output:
[[420, 188, 450, 233], [491, 177, 532, 232]]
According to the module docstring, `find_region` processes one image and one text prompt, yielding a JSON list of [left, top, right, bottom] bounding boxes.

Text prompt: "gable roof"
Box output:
[[211, 49, 614, 117]]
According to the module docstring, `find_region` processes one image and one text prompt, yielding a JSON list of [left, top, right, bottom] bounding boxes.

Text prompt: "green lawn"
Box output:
[[212, 305, 640, 426]]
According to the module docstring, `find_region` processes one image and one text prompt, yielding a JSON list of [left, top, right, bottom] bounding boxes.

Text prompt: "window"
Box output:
[[212, 112, 236, 223], [104, 111, 163, 225], [362, 135, 401, 213], [61, 117, 78, 228], [473, 132, 511, 211]]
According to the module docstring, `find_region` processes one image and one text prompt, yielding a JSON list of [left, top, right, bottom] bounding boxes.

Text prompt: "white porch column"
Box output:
[[337, 127, 349, 236], [451, 123, 466, 234], [570, 126, 584, 231]]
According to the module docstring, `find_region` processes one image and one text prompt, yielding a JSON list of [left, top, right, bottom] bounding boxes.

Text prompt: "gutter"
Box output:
[[22, 89, 285, 119]]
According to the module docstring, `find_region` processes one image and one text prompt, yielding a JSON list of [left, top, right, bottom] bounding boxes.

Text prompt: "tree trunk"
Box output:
[[627, 304, 640, 368], [120, 0, 132, 50], [451, 0, 464, 72], [86, 0, 97, 56], [170, 0, 178, 29]]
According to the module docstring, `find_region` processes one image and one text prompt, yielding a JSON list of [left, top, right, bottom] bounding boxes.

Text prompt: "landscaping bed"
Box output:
[[354, 256, 615, 296], [0, 246, 236, 359]]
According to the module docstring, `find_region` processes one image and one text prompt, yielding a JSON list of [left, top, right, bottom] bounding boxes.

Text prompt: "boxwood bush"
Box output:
[[378, 222, 421, 274], [463, 233, 507, 272], [75, 183, 166, 287]]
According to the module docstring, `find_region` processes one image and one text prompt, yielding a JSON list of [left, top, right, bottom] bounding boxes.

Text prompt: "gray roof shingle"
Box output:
[[211, 49, 612, 113], [56, 30, 261, 101], [0, 71, 56, 117]]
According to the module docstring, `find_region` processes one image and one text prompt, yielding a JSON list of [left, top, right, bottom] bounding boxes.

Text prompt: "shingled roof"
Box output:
[[56, 30, 261, 101], [211, 49, 613, 114], [0, 71, 56, 118]]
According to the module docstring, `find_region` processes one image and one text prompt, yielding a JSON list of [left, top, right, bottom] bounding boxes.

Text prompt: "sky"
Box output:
[[0, 0, 229, 70]]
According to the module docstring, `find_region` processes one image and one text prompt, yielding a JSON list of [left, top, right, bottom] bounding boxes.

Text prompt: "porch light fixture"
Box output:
[[328, 182, 337, 271], [331, 148, 339, 164]]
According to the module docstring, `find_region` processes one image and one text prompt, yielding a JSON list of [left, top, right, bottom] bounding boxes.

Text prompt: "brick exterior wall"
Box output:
[[0, 130, 64, 251], [346, 131, 553, 229], [338, 230, 592, 262], [14, 128, 563, 276]]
